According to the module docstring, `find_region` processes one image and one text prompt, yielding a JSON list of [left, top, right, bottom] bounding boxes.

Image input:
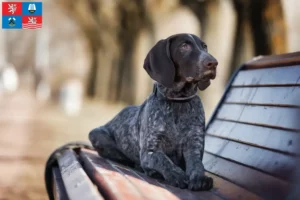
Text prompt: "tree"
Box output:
[[56, 0, 151, 104], [230, 0, 287, 73]]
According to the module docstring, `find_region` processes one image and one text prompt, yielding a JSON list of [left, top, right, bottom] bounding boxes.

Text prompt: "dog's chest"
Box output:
[[162, 101, 200, 149], [143, 96, 204, 157], [169, 101, 200, 129]]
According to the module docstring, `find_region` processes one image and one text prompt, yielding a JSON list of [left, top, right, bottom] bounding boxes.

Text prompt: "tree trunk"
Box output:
[[180, 0, 210, 37], [113, 0, 151, 104], [249, 0, 287, 55], [230, 0, 255, 75], [230, 0, 286, 77], [86, 44, 99, 97]]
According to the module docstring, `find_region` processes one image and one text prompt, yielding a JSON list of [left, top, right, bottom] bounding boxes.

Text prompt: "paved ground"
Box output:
[[0, 89, 125, 200]]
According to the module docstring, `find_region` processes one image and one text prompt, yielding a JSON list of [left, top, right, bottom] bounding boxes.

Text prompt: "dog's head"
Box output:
[[144, 33, 218, 90]]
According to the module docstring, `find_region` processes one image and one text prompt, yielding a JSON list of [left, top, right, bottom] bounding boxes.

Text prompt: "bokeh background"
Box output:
[[0, 0, 299, 199]]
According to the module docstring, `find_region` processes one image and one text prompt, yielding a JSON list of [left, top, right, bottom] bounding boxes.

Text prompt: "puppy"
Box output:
[[89, 33, 218, 190]]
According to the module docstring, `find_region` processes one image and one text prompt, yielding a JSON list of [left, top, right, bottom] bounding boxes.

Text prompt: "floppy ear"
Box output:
[[143, 38, 175, 88], [197, 81, 211, 91]]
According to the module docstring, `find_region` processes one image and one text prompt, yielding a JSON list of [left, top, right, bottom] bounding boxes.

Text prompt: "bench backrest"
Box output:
[[205, 52, 300, 200]]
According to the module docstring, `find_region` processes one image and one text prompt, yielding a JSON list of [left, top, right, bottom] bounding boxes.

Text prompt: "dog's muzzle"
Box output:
[[202, 56, 218, 80]]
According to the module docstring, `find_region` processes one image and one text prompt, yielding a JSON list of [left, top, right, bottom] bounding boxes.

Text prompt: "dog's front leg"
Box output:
[[140, 149, 188, 188], [184, 131, 213, 191]]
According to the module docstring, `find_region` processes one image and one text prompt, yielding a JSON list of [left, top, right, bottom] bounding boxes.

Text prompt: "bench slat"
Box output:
[[205, 136, 298, 182], [216, 104, 300, 131], [244, 52, 300, 69], [206, 120, 300, 155], [225, 86, 300, 107], [232, 65, 300, 87], [57, 150, 104, 200], [52, 167, 69, 200], [203, 152, 292, 200], [80, 150, 182, 200], [202, 173, 263, 200], [111, 162, 210, 200], [108, 161, 205, 200]]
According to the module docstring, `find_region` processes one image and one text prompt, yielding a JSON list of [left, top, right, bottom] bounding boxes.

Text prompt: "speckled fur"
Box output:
[[89, 34, 217, 190]]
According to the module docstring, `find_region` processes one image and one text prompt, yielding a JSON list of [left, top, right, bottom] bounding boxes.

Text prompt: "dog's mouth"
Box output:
[[185, 69, 216, 83], [185, 69, 216, 91], [200, 70, 216, 81]]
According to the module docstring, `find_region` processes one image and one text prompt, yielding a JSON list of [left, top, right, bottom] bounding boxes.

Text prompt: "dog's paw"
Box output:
[[165, 168, 189, 189], [188, 171, 213, 191], [145, 169, 164, 180]]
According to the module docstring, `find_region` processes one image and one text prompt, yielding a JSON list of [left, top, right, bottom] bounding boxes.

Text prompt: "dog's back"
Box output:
[[104, 102, 147, 163]]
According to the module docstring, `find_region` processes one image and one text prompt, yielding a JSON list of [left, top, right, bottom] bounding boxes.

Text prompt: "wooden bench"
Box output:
[[45, 52, 300, 200]]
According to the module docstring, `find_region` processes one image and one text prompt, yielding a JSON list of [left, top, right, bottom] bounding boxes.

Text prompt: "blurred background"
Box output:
[[0, 0, 299, 199]]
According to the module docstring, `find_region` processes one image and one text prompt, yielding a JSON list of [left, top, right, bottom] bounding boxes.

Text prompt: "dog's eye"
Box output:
[[203, 44, 208, 51], [180, 43, 190, 50]]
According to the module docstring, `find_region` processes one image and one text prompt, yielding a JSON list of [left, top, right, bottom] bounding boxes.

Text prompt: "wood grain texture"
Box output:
[[203, 153, 293, 200], [52, 167, 69, 200], [199, 173, 262, 200], [206, 120, 300, 155], [80, 150, 262, 200], [204, 60, 300, 200], [205, 136, 299, 182], [57, 150, 104, 200], [232, 65, 300, 87], [225, 86, 300, 107], [80, 149, 181, 200], [244, 52, 300, 69], [216, 104, 300, 131]]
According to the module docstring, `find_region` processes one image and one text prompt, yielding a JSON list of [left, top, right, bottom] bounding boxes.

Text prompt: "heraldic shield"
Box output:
[[2, 1, 43, 29]]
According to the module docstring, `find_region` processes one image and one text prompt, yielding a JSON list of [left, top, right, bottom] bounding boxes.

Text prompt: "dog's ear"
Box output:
[[197, 81, 211, 91], [143, 38, 175, 88]]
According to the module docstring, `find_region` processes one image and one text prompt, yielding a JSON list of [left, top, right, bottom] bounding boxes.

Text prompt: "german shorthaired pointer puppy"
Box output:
[[89, 33, 218, 191]]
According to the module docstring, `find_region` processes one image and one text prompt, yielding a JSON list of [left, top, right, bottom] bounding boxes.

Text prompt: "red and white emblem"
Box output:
[[22, 16, 42, 29]]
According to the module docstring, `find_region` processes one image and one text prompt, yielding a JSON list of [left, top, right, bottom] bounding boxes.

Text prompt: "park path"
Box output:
[[0, 88, 124, 200]]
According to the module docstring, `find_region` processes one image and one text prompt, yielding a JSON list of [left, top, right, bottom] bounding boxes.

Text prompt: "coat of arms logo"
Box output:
[[28, 17, 37, 24], [8, 4, 17, 15], [2, 1, 43, 29], [28, 3, 36, 14], [8, 17, 16, 27]]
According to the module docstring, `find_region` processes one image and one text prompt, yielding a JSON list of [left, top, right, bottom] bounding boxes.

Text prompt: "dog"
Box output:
[[89, 33, 218, 191]]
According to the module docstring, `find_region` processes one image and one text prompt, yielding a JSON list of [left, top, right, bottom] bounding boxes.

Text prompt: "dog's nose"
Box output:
[[205, 60, 218, 70]]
